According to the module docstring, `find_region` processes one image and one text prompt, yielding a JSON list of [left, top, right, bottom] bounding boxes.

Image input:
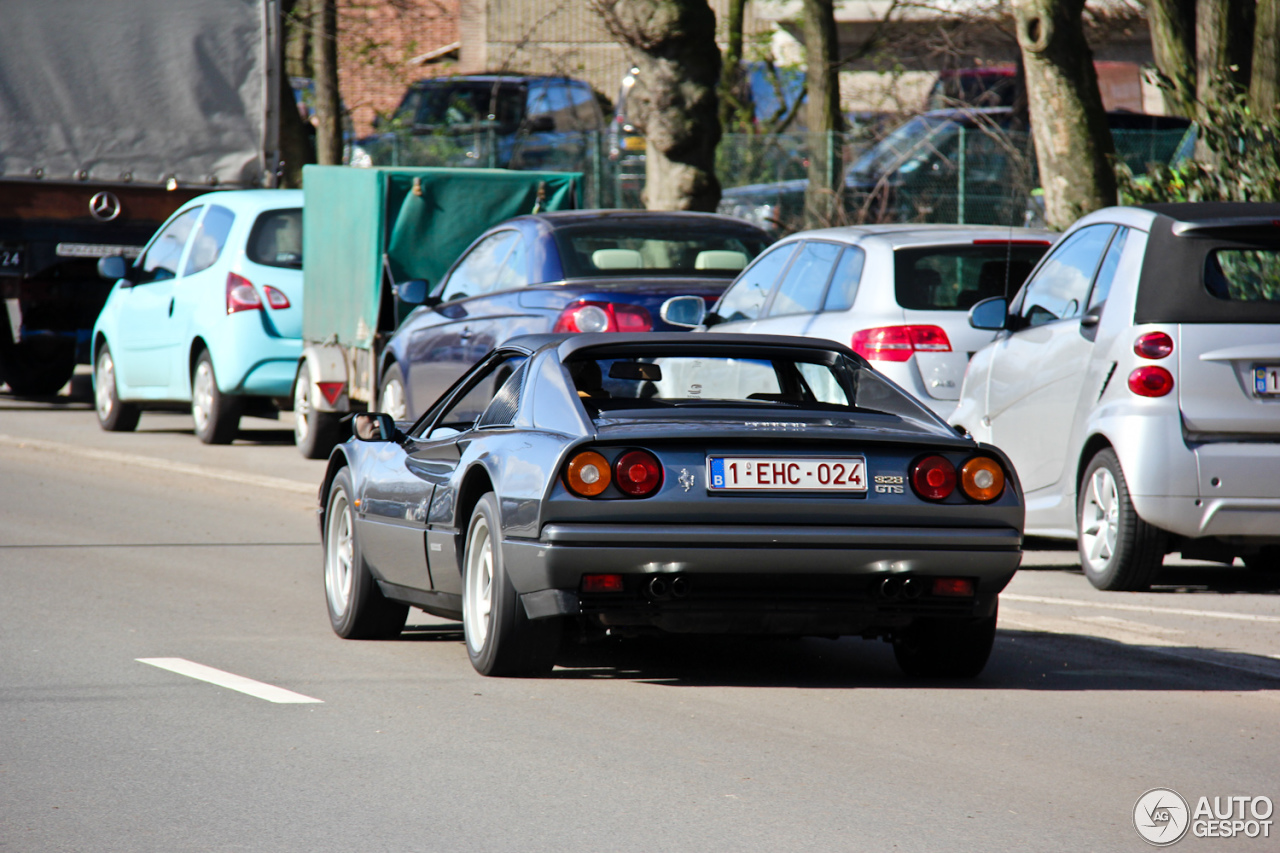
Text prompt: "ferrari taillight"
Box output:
[[226, 272, 262, 314], [959, 457, 1005, 502], [553, 301, 652, 334], [614, 449, 663, 497], [851, 325, 951, 362], [911, 455, 956, 501], [565, 450, 611, 497]]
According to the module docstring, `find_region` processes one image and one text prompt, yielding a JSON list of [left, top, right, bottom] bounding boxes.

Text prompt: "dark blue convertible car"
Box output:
[[378, 210, 771, 419], [320, 333, 1024, 679]]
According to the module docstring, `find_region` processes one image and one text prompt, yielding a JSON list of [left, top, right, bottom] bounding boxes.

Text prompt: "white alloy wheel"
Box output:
[[1080, 465, 1120, 574], [325, 490, 355, 617], [95, 349, 116, 421], [293, 370, 312, 445], [192, 359, 215, 435], [463, 513, 495, 655]]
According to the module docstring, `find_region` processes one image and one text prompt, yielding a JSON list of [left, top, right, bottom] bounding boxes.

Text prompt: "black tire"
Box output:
[[894, 608, 998, 679], [323, 468, 409, 639], [191, 350, 241, 444], [293, 362, 342, 459], [1242, 547, 1280, 572], [378, 362, 407, 421], [462, 492, 561, 677], [2, 337, 77, 396], [1078, 449, 1166, 591], [93, 343, 140, 432]]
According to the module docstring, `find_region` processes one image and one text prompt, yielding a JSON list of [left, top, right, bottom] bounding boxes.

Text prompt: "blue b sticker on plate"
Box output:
[[709, 457, 725, 488]]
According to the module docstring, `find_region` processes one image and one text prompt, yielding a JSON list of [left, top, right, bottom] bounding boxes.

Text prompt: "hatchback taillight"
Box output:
[[553, 301, 653, 334], [1129, 366, 1174, 397], [1134, 331, 1173, 359], [262, 285, 291, 309], [226, 272, 262, 314], [851, 325, 952, 362]]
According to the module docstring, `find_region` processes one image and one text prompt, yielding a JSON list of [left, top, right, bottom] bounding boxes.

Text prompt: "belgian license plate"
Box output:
[[707, 456, 867, 492], [0, 241, 24, 276], [1256, 366, 1280, 396]]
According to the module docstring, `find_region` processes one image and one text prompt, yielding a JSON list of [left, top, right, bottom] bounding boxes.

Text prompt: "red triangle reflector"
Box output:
[[317, 382, 344, 406]]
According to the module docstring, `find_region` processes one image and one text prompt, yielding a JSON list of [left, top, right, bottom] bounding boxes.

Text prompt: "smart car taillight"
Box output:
[[614, 449, 662, 497], [226, 272, 262, 314], [565, 450, 611, 497], [959, 457, 1005, 502], [1134, 331, 1173, 359], [262, 285, 291, 309], [1128, 366, 1174, 397], [553, 301, 653, 334], [851, 325, 951, 362], [911, 455, 956, 501]]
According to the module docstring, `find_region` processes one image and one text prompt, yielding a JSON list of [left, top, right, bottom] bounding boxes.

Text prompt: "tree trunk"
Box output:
[[1251, 0, 1280, 116], [718, 0, 747, 128], [1014, 0, 1116, 230], [802, 0, 841, 228], [313, 0, 343, 166], [1146, 0, 1196, 117], [277, 0, 314, 188], [593, 0, 722, 211]]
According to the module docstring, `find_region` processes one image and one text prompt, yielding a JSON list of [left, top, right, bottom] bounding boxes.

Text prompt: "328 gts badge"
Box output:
[[874, 475, 905, 494]]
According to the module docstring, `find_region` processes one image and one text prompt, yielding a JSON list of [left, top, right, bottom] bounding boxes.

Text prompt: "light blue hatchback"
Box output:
[[92, 189, 304, 443]]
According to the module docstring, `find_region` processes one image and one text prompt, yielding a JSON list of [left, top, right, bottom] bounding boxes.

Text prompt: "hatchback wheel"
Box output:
[[1078, 449, 1166, 591], [191, 351, 241, 444], [463, 493, 560, 677], [94, 343, 140, 432]]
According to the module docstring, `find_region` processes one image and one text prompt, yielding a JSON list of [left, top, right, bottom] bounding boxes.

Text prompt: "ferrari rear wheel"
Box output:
[[324, 468, 408, 639], [463, 492, 560, 677], [894, 608, 998, 679], [1078, 449, 1165, 591]]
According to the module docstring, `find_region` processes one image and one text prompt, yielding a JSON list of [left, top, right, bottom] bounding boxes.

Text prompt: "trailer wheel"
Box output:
[[293, 361, 341, 459], [1, 338, 77, 397]]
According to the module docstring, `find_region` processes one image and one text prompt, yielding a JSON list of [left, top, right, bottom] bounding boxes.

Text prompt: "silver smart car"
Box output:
[[701, 225, 1053, 419], [951, 202, 1280, 590]]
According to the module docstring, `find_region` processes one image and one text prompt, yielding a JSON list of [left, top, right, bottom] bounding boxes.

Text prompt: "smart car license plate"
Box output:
[[707, 456, 867, 491], [1255, 366, 1280, 396]]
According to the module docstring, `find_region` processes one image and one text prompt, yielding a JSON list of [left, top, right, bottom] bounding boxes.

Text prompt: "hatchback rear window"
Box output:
[[1205, 249, 1280, 302], [248, 209, 302, 269], [894, 244, 1049, 310]]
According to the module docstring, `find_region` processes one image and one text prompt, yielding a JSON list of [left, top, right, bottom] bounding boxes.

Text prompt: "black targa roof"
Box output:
[[1135, 202, 1280, 325]]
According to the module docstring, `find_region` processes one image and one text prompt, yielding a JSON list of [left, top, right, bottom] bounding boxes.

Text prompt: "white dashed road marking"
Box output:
[[1003, 593, 1280, 624], [138, 658, 323, 704]]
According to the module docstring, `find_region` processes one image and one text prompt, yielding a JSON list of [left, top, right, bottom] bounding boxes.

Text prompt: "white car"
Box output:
[[700, 225, 1053, 418], [950, 203, 1280, 590]]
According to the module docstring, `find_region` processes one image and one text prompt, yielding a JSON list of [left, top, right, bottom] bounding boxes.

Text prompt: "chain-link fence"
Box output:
[[353, 123, 1194, 233]]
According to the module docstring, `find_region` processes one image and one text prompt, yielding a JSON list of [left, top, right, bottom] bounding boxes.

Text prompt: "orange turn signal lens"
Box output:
[[959, 457, 1005, 502], [565, 450, 611, 497]]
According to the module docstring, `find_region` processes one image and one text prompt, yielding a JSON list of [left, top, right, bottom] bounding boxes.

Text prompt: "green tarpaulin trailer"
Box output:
[[294, 165, 580, 457]]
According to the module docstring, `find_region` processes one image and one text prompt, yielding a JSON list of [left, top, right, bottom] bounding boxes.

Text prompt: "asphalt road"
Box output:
[[3, 379, 1279, 852]]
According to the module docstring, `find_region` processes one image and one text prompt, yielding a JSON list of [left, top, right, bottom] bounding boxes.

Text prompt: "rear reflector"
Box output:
[[582, 574, 625, 593], [932, 577, 975, 597], [1128, 366, 1174, 397], [851, 325, 952, 362], [316, 382, 345, 406]]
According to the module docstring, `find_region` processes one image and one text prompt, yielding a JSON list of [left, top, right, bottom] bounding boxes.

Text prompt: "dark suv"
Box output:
[[352, 75, 605, 171]]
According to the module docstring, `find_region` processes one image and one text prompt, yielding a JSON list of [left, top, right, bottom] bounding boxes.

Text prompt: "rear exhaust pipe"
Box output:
[[670, 576, 690, 599], [902, 577, 925, 600], [880, 577, 903, 599], [648, 577, 669, 599]]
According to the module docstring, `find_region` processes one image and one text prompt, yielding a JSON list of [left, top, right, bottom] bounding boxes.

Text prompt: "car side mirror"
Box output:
[[394, 279, 429, 305], [352, 412, 397, 442], [98, 255, 131, 284], [968, 296, 1009, 331], [659, 295, 707, 329]]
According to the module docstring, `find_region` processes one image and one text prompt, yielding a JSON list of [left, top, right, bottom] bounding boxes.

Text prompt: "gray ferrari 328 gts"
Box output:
[[318, 333, 1024, 678]]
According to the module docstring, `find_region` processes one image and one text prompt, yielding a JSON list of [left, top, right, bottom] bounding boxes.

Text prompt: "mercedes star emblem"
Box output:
[[89, 191, 122, 222]]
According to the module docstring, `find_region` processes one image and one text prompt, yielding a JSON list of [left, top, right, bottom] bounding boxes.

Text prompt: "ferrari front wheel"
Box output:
[[324, 469, 408, 639], [462, 492, 560, 677], [894, 608, 998, 679]]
